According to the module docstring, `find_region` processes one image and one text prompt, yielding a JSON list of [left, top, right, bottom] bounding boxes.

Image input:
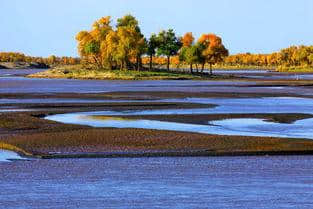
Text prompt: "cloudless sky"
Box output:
[[1, 0, 312, 57]]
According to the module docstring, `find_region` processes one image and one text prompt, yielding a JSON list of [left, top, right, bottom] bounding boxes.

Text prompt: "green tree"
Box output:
[[156, 29, 182, 71], [147, 34, 159, 70], [179, 45, 202, 73], [116, 14, 146, 70]]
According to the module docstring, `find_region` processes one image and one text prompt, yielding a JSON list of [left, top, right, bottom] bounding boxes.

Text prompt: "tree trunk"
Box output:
[[209, 63, 213, 75], [136, 56, 140, 71], [190, 64, 193, 74], [121, 61, 124, 70], [167, 56, 170, 71], [149, 54, 153, 71], [93, 56, 101, 69], [201, 62, 205, 73], [108, 59, 113, 71], [125, 58, 130, 70], [139, 56, 143, 70], [195, 64, 199, 73]]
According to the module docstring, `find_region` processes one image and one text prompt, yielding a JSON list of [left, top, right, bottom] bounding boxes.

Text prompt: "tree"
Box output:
[[117, 14, 141, 33], [101, 30, 119, 70], [198, 34, 228, 75], [156, 29, 182, 71], [84, 40, 101, 67], [76, 16, 113, 68], [147, 34, 159, 70], [179, 45, 202, 73], [182, 32, 194, 47], [116, 14, 146, 70], [309, 54, 313, 66], [47, 55, 57, 65], [179, 32, 200, 73], [76, 15, 146, 70]]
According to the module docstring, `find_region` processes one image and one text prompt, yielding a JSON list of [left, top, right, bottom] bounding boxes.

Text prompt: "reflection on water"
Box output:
[[210, 118, 313, 139], [0, 150, 26, 162], [46, 114, 313, 139], [1, 156, 313, 208]]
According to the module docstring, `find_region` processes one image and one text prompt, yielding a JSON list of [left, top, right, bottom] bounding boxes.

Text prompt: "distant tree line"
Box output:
[[76, 15, 228, 74], [0, 52, 80, 66], [224, 46, 313, 68]]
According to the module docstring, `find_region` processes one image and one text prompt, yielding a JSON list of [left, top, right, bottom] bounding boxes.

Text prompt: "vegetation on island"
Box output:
[[75, 15, 228, 75], [30, 64, 206, 80]]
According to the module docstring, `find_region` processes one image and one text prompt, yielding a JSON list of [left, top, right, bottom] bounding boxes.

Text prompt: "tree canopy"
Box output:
[[74, 14, 231, 73], [156, 29, 182, 71]]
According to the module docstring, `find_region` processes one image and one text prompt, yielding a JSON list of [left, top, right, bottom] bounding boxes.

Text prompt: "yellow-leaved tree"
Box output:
[[76, 15, 146, 70]]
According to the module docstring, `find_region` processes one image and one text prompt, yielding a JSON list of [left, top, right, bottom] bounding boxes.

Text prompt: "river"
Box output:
[[1, 153, 313, 209]]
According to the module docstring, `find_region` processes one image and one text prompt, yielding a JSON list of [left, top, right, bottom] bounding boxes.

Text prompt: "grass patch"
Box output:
[[28, 65, 208, 80]]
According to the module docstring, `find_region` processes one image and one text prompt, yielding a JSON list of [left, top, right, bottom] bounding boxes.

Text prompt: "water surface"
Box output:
[[1, 156, 313, 209], [0, 150, 27, 162]]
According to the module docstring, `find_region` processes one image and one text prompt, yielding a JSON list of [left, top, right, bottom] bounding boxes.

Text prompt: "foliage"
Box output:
[[179, 32, 228, 74], [224, 45, 313, 71], [156, 29, 182, 71], [197, 34, 229, 74], [76, 15, 146, 70], [0, 52, 80, 66], [147, 34, 160, 70], [182, 32, 194, 47]]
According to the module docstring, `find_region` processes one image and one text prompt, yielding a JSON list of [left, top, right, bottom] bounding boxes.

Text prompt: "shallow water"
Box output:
[[45, 96, 313, 116], [2, 69, 313, 96], [0, 76, 253, 93], [210, 118, 313, 139], [46, 114, 313, 139], [45, 96, 313, 139], [1, 156, 313, 208], [0, 98, 149, 104], [0, 150, 26, 162], [0, 69, 45, 77]]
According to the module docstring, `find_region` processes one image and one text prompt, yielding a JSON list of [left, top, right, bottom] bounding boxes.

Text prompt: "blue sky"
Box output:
[[1, 0, 312, 57]]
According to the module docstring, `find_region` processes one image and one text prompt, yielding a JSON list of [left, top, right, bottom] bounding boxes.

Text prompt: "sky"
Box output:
[[1, 0, 313, 57]]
